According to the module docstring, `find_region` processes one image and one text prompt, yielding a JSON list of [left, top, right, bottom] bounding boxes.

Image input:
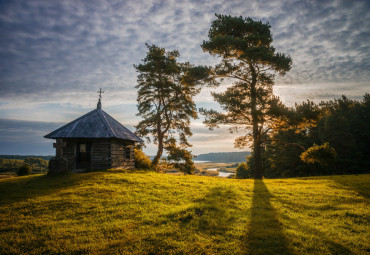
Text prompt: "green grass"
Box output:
[[0, 171, 369, 254]]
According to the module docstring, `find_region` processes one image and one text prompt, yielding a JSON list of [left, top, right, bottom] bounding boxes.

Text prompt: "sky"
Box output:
[[0, 0, 369, 156]]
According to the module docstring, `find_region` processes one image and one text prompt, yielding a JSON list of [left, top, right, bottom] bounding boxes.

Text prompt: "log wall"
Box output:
[[111, 140, 135, 169], [91, 140, 111, 170], [60, 138, 136, 170]]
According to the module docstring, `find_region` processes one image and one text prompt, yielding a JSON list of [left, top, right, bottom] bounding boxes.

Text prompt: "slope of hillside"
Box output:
[[0, 171, 369, 254]]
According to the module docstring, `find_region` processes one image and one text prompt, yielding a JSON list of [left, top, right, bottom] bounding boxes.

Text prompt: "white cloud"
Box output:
[[0, 0, 369, 154]]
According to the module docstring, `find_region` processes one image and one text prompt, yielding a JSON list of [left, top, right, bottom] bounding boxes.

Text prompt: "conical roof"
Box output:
[[44, 108, 143, 142]]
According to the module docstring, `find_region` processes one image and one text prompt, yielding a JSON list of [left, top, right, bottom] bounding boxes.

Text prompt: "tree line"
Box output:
[[134, 14, 369, 178], [195, 152, 251, 163], [0, 157, 49, 174], [236, 94, 370, 178]]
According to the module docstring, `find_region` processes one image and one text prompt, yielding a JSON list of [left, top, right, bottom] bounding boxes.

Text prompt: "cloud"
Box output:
[[0, 0, 369, 154], [0, 118, 60, 155], [1, 0, 369, 103]]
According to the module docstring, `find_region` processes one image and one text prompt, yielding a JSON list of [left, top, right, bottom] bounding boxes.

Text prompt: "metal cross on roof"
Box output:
[[97, 88, 104, 109], [97, 88, 104, 99]]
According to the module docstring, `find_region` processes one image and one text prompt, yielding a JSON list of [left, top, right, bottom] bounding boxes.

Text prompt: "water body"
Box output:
[[206, 168, 234, 178], [218, 172, 233, 177]]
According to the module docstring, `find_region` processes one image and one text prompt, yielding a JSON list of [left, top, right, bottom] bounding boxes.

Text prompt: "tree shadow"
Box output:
[[242, 179, 291, 255], [129, 185, 242, 253], [0, 172, 106, 205], [280, 212, 354, 254], [256, 180, 352, 254], [328, 175, 370, 198], [304, 174, 370, 198], [162, 185, 240, 234]]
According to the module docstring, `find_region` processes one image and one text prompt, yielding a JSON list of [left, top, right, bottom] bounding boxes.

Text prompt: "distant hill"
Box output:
[[195, 152, 251, 162], [0, 155, 52, 160], [150, 152, 251, 163]]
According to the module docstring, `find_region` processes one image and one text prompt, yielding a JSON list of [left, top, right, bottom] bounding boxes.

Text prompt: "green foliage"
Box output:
[[16, 164, 31, 176], [264, 128, 317, 177], [0, 158, 24, 172], [0, 172, 368, 254], [265, 94, 370, 177], [134, 149, 152, 170], [166, 140, 195, 175], [134, 44, 212, 168], [300, 143, 337, 166], [317, 94, 370, 172], [201, 14, 292, 178], [0, 157, 48, 174], [236, 162, 251, 179], [24, 157, 48, 166]]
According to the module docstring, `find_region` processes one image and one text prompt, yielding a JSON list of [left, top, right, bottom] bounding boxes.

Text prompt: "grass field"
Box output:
[[0, 171, 369, 254]]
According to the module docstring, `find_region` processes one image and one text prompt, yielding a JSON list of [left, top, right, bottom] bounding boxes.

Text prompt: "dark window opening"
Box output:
[[125, 147, 131, 159]]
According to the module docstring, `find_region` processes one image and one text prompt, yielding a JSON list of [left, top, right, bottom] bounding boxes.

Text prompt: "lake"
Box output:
[[206, 168, 234, 178]]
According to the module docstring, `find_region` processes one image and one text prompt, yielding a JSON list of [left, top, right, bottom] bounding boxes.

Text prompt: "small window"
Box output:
[[80, 144, 86, 152], [125, 147, 131, 159]]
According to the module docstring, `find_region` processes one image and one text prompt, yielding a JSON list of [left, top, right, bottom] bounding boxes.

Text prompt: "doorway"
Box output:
[[77, 143, 91, 169]]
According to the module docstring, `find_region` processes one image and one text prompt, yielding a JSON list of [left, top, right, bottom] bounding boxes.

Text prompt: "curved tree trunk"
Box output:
[[152, 142, 163, 169], [152, 119, 164, 169]]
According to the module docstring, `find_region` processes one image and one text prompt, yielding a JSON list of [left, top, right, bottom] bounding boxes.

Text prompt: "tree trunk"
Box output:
[[253, 136, 262, 179], [152, 138, 163, 170], [249, 63, 263, 179], [152, 117, 164, 169]]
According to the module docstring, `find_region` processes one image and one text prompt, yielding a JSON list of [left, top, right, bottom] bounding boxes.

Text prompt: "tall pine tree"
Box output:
[[135, 44, 211, 172], [201, 14, 292, 178]]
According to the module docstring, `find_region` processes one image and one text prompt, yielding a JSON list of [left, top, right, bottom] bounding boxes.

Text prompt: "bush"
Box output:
[[236, 162, 251, 179], [17, 164, 31, 176], [134, 149, 152, 169], [300, 142, 337, 166], [166, 145, 195, 175]]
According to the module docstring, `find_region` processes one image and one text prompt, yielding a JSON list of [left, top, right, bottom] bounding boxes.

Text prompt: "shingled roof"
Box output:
[[44, 108, 143, 142]]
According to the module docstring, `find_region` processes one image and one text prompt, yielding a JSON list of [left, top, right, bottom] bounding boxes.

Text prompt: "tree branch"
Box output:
[[262, 139, 306, 151]]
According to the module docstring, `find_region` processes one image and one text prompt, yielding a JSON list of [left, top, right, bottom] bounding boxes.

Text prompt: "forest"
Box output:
[[0, 157, 48, 174], [237, 94, 370, 178]]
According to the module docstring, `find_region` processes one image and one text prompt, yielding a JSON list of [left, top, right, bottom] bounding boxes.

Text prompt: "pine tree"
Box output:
[[201, 14, 292, 178], [135, 44, 211, 171]]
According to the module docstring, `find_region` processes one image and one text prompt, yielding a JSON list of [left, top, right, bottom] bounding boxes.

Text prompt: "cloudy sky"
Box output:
[[0, 0, 369, 156]]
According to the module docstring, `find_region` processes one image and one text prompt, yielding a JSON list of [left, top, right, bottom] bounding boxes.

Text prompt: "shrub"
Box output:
[[134, 149, 152, 169], [17, 164, 31, 176], [166, 145, 195, 175], [236, 162, 251, 179], [300, 142, 337, 166]]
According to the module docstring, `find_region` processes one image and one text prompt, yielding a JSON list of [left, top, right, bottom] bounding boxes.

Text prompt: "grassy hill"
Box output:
[[0, 171, 369, 254]]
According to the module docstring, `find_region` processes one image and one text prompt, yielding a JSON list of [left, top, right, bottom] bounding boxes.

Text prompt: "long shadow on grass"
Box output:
[[0, 172, 105, 205], [328, 175, 370, 198], [132, 185, 242, 253], [242, 179, 291, 255], [280, 212, 354, 254], [166, 186, 239, 234]]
